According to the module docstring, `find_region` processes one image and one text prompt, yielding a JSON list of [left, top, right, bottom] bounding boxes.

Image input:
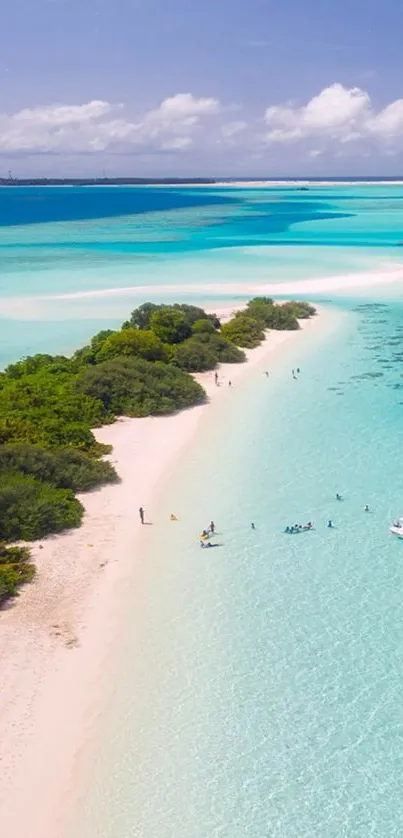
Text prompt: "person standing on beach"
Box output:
[[228, 380, 232, 387], [214, 371, 218, 385], [139, 507, 145, 524], [210, 521, 215, 534]]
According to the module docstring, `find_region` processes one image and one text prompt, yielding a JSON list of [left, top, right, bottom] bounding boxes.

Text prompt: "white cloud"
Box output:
[[0, 94, 220, 155], [160, 136, 192, 150], [150, 93, 219, 120], [265, 83, 371, 142], [264, 83, 403, 152], [3, 84, 403, 162], [366, 99, 403, 138]]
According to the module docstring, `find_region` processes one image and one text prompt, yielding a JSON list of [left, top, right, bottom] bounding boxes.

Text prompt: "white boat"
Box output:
[[390, 517, 403, 537]]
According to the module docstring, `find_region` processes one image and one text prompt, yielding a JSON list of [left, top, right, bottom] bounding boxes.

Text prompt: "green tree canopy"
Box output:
[[95, 329, 169, 363], [221, 315, 265, 348], [150, 307, 192, 344], [191, 318, 217, 335], [281, 301, 317, 319], [124, 302, 161, 330], [0, 472, 83, 542], [74, 356, 206, 416], [0, 444, 118, 492]]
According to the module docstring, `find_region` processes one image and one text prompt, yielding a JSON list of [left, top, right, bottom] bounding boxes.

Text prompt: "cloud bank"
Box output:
[[0, 93, 221, 155], [1, 83, 403, 165], [264, 83, 403, 149]]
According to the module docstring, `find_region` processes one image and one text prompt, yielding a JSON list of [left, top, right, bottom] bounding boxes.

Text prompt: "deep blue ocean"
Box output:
[[3, 183, 403, 836]]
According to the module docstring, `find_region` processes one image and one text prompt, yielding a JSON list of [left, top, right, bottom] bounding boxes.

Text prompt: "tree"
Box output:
[[124, 302, 162, 330], [173, 338, 219, 372], [221, 315, 265, 348], [191, 318, 217, 335], [150, 307, 192, 344], [95, 329, 168, 363]]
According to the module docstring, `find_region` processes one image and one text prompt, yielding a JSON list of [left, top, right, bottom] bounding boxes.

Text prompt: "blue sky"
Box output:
[[2, 0, 403, 176]]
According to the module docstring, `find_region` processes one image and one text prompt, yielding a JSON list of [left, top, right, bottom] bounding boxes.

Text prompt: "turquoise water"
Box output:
[[4, 184, 403, 834], [1, 183, 403, 366], [74, 299, 403, 837]]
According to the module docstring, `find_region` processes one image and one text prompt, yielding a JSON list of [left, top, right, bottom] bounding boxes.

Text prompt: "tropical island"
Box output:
[[0, 297, 315, 604]]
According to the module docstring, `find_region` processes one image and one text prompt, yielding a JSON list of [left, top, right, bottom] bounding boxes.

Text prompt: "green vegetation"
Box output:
[[74, 357, 206, 416], [281, 301, 317, 319], [221, 298, 317, 347], [0, 444, 118, 492], [0, 543, 35, 604], [0, 297, 316, 599], [0, 472, 83, 542], [94, 329, 169, 363], [173, 332, 245, 372], [221, 314, 265, 348]]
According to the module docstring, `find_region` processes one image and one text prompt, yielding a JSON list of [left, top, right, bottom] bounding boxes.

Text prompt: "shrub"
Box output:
[[0, 473, 84, 542], [0, 444, 118, 492], [0, 543, 36, 604], [221, 315, 265, 348], [265, 306, 300, 330], [281, 301, 317, 319], [4, 354, 74, 380], [215, 340, 245, 363], [74, 356, 206, 417]]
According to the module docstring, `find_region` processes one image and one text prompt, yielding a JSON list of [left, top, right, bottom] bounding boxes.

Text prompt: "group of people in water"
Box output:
[[285, 495, 371, 533], [200, 521, 216, 547], [284, 522, 313, 534]]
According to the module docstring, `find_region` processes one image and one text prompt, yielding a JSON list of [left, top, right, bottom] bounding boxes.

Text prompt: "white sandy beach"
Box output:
[[0, 306, 326, 838]]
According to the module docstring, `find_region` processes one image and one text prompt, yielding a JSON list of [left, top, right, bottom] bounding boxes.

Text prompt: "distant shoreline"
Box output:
[[1, 177, 403, 187]]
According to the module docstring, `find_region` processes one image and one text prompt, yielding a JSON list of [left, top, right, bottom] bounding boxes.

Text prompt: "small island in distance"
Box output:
[[0, 177, 217, 186]]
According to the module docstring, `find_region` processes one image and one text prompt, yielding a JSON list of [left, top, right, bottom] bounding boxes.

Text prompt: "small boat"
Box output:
[[390, 517, 403, 538]]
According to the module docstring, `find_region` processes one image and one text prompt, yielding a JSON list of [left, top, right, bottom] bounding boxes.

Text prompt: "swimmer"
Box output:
[[251, 522, 256, 530], [364, 504, 370, 512], [328, 519, 333, 528], [336, 493, 342, 501]]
